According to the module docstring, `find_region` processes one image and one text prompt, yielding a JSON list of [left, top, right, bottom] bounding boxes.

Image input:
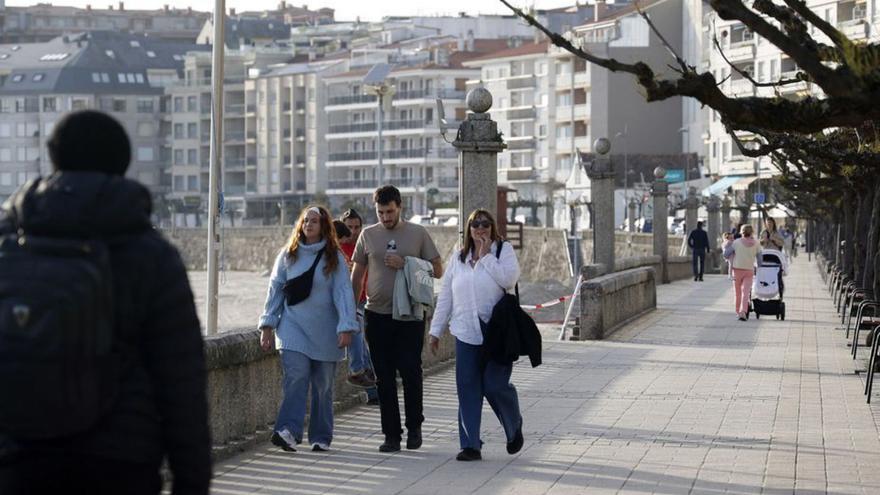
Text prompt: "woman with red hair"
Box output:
[[258, 205, 359, 453]]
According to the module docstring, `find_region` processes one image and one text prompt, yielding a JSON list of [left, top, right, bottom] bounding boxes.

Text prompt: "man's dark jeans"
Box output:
[[364, 310, 425, 441], [692, 251, 707, 279]]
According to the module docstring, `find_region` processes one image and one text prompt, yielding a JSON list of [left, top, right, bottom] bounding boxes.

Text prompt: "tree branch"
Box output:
[[781, 0, 851, 51], [712, 32, 802, 87], [635, 5, 691, 74]]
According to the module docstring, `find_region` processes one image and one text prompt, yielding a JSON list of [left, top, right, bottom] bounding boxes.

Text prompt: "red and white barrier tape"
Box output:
[[521, 295, 575, 311]]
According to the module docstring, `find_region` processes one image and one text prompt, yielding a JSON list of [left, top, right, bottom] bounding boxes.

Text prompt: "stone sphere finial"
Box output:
[[593, 137, 611, 156], [654, 166, 667, 179], [466, 87, 492, 113]]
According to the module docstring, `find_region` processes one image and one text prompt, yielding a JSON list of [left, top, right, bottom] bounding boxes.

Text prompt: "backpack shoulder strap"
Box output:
[[495, 239, 504, 259]]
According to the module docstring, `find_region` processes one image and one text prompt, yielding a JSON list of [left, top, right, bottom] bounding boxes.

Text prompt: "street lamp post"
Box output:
[[363, 64, 395, 188], [614, 125, 628, 230]]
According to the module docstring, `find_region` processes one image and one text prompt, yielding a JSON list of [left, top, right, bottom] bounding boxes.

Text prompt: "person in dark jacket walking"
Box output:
[[0, 111, 211, 495], [428, 209, 524, 462], [688, 221, 710, 281]]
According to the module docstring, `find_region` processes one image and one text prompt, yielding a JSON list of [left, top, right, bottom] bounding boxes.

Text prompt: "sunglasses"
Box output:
[[470, 220, 492, 229]]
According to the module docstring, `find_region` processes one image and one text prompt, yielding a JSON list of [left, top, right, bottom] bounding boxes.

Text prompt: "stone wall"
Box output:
[[204, 325, 455, 459], [164, 227, 684, 283], [579, 267, 657, 340]]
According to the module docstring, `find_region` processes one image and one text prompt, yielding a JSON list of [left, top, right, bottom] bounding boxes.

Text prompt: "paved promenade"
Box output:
[[210, 257, 880, 494]]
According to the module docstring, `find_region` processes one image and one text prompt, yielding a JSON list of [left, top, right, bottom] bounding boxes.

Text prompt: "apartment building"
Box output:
[[704, 0, 877, 184], [461, 0, 683, 228], [0, 31, 204, 204], [322, 63, 471, 215], [0, 2, 209, 44], [164, 48, 303, 225]]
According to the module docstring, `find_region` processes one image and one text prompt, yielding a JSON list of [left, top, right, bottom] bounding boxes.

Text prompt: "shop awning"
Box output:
[[701, 175, 744, 197], [731, 176, 759, 191]]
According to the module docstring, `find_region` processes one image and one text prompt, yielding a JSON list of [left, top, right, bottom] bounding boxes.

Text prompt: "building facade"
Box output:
[[0, 31, 205, 205]]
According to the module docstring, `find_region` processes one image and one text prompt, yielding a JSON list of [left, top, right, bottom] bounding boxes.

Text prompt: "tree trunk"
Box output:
[[865, 180, 880, 295], [843, 190, 855, 278], [853, 188, 870, 287]]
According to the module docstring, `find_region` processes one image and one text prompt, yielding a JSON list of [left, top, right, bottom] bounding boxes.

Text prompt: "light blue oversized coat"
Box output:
[[258, 239, 359, 362]]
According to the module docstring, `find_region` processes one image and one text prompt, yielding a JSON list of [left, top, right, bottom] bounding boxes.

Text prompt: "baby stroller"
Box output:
[[749, 249, 787, 320]]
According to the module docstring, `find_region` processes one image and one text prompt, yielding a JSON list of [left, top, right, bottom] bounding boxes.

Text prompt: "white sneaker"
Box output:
[[271, 429, 298, 452]]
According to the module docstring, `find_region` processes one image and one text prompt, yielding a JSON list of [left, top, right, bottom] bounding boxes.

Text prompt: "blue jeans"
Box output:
[[275, 350, 337, 446], [349, 305, 378, 401], [455, 338, 522, 450]]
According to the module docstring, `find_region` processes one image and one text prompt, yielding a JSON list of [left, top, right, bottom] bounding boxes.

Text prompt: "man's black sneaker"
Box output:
[[271, 431, 296, 452], [406, 428, 422, 450], [507, 424, 524, 455], [456, 448, 482, 461], [379, 437, 401, 453]]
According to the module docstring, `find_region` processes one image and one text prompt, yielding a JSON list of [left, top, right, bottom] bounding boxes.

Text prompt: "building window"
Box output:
[[187, 149, 197, 164], [137, 147, 154, 162], [42, 97, 56, 112], [174, 97, 183, 112], [0, 172, 11, 185], [0, 148, 10, 162], [174, 149, 184, 165], [71, 98, 88, 110], [187, 123, 197, 139], [32, 74, 44, 82], [174, 175, 184, 191], [112, 99, 126, 112], [187, 96, 197, 112], [174, 123, 184, 139], [137, 122, 154, 137], [0, 124, 9, 137], [137, 99, 154, 113], [187, 175, 198, 191]]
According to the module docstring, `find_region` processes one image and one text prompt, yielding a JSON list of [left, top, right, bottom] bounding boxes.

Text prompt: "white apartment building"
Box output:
[[322, 64, 471, 215], [165, 48, 339, 225], [704, 0, 878, 184], [463, 0, 685, 229]]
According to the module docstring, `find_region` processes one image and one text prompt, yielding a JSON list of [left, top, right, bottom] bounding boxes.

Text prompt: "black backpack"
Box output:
[[0, 230, 119, 439]]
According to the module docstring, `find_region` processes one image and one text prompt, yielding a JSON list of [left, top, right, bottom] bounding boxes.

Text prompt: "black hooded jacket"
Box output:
[[0, 172, 211, 494]]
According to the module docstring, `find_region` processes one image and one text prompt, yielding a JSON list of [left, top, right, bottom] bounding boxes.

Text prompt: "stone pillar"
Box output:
[[452, 88, 506, 242], [706, 195, 721, 272], [586, 137, 615, 272], [721, 194, 732, 237], [652, 167, 669, 283], [628, 198, 637, 233], [684, 186, 699, 235]]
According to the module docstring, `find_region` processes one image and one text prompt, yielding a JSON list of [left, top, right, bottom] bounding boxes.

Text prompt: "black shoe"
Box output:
[[699, 277, 704, 281], [507, 424, 524, 454], [456, 448, 482, 461], [366, 396, 380, 406], [406, 428, 422, 450], [271, 431, 296, 452], [379, 437, 401, 453]]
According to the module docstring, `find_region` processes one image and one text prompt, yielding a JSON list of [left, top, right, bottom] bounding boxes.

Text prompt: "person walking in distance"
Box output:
[[725, 224, 761, 321], [429, 209, 524, 462], [338, 209, 379, 405], [258, 206, 358, 453], [0, 111, 211, 494], [687, 221, 710, 281], [351, 186, 443, 453]]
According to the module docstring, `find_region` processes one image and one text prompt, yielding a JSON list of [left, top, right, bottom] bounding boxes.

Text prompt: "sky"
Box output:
[[5, 0, 579, 23]]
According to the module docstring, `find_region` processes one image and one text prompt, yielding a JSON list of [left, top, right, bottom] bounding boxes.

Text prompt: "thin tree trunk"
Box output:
[[853, 188, 871, 287], [862, 180, 879, 292], [843, 190, 856, 278]]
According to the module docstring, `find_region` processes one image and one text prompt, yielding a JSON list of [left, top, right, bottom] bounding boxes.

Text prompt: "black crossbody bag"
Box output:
[[282, 248, 325, 306]]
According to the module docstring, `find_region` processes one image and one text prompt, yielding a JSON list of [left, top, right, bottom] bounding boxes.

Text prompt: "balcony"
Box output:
[[224, 131, 245, 142], [327, 119, 426, 135], [555, 104, 589, 121], [725, 42, 755, 62], [282, 102, 292, 112], [246, 131, 256, 140], [225, 158, 246, 170], [327, 147, 458, 162], [506, 136, 536, 150], [437, 177, 458, 188], [327, 94, 377, 106], [295, 130, 305, 140], [328, 179, 379, 189], [507, 74, 536, 90], [295, 102, 306, 112], [556, 71, 589, 89], [224, 185, 247, 195], [504, 168, 535, 182], [246, 157, 257, 166], [839, 19, 868, 40], [224, 104, 245, 115], [246, 104, 256, 114], [729, 78, 755, 96], [395, 89, 467, 101], [507, 106, 536, 120]]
